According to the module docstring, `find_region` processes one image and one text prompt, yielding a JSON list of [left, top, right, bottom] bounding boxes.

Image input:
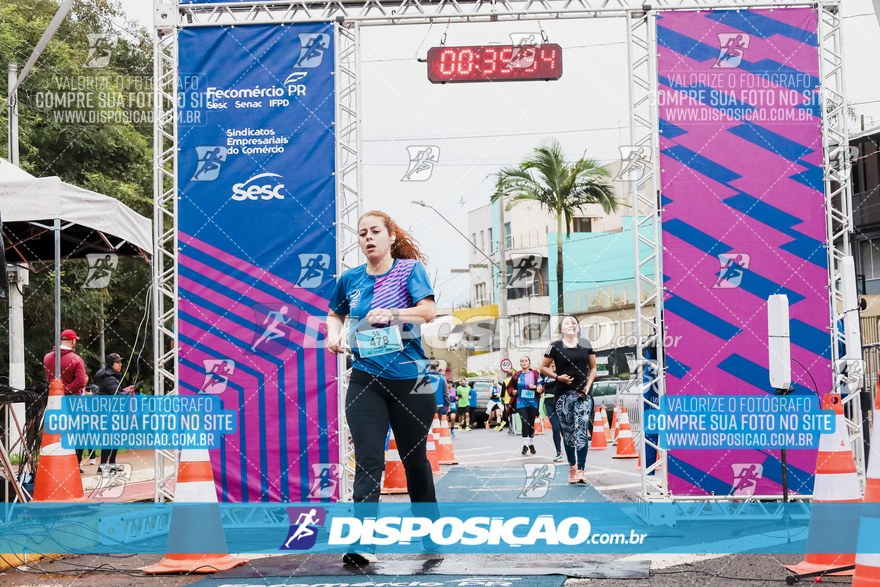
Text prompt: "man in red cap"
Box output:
[[44, 329, 88, 469], [43, 329, 87, 395]]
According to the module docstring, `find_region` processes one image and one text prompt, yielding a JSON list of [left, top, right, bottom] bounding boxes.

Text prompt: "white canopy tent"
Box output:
[[0, 158, 151, 261]]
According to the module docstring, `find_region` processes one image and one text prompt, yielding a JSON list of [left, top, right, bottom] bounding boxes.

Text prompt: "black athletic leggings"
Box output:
[[345, 369, 437, 504], [517, 406, 539, 438]]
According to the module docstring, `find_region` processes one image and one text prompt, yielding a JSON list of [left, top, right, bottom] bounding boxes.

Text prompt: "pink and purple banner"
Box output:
[[657, 8, 830, 497]]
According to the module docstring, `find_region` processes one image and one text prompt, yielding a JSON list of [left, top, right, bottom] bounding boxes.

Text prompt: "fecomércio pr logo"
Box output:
[[281, 507, 326, 550]]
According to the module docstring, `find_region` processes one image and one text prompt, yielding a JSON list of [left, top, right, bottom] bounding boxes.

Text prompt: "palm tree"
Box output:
[[492, 139, 619, 315]]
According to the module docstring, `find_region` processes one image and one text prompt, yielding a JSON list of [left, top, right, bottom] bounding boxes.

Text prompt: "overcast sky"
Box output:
[[119, 1, 880, 307]]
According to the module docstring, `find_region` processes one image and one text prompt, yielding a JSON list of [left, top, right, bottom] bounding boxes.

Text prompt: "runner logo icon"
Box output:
[[295, 34, 331, 68], [713, 253, 750, 289], [297, 254, 331, 289], [308, 463, 341, 499], [200, 359, 235, 395], [731, 463, 763, 497], [615, 145, 652, 182], [508, 254, 541, 289], [83, 253, 118, 289], [281, 507, 326, 550], [402, 146, 440, 181], [192, 147, 228, 182], [83, 34, 117, 69], [713, 33, 750, 69], [508, 33, 540, 69], [520, 463, 556, 498], [249, 303, 300, 355]]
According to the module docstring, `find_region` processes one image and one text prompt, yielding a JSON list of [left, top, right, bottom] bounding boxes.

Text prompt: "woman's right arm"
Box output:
[[326, 311, 347, 355]]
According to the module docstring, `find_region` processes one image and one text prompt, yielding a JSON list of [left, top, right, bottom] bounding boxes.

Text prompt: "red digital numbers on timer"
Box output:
[[427, 44, 563, 83]]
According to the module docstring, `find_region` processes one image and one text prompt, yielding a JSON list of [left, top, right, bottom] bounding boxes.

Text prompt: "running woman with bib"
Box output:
[[540, 315, 596, 484], [327, 211, 437, 565]]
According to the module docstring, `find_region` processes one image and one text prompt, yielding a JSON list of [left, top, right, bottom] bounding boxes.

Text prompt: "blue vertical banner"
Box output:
[[177, 23, 339, 502]]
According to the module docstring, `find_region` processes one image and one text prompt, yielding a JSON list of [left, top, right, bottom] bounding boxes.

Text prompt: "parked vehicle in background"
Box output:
[[592, 380, 627, 413], [466, 377, 497, 428]]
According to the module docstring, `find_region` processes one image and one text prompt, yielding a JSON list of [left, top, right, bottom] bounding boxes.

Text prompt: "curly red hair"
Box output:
[[358, 210, 428, 264]]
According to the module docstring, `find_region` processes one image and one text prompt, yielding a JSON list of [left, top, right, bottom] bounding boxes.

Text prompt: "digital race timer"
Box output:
[[426, 44, 563, 83]]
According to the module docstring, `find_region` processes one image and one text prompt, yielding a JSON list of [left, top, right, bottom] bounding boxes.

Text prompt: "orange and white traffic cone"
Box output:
[[785, 394, 860, 577], [437, 416, 458, 465], [534, 417, 545, 435], [144, 449, 247, 574], [426, 430, 440, 473], [853, 391, 880, 586], [33, 380, 85, 502], [381, 431, 408, 494], [601, 406, 612, 443], [591, 406, 608, 450], [612, 407, 638, 459]]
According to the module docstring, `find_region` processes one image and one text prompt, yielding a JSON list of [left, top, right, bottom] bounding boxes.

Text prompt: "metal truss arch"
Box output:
[[154, 0, 856, 511]]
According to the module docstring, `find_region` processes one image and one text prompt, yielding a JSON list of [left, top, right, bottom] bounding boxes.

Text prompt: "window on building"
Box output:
[[472, 233, 477, 253], [510, 313, 551, 346], [480, 230, 485, 251], [475, 282, 487, 306], [504, 222, 512, 249], [488, 228, 493, 252], [572, 217, 592, 233], [860, 239, 880, 294]]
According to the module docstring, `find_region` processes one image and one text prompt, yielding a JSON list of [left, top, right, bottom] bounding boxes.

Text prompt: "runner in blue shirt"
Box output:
[[505, 356, 542, 455], [468, 383, 478, 428], [327, 211, 438, 565]]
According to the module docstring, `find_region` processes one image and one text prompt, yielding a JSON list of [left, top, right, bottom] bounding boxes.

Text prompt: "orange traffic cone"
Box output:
[[144, 449, 247, 574], [853, 391, 880, 586], [785, 394, 860, 577], [591, 406, 608, 450], [543, 416, 552, 431], [534, 417, 545, 435], [612, 407, 638, 459], [381, 431, 407, 494], [426, 430, 440, 473], [601, 406, 612, 443], [437, 415, 458, 465], [633, 450, 641, 471], [33, 379, 85, 502]]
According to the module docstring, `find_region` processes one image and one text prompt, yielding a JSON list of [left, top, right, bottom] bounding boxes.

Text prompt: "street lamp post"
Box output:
[[412, 201, 509, 362]]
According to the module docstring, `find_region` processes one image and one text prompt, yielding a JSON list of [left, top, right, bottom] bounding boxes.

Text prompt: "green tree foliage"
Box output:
[[0, 0, 153, 388], [493, 139, 618, 314]]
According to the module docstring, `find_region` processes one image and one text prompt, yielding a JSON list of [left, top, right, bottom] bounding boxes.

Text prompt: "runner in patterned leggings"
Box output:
[[540, 315, 597, 485]]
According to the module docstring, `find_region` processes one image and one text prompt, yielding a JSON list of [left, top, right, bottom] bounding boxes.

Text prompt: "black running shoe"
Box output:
[[529, 445, 536, 455], [521, 446, 529, 455], [343, 552, 377, 565]]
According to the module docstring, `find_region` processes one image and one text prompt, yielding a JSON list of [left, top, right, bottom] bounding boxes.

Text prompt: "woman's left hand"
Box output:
[[528, 384, 537, 390], [365, 307, 395, 325]]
